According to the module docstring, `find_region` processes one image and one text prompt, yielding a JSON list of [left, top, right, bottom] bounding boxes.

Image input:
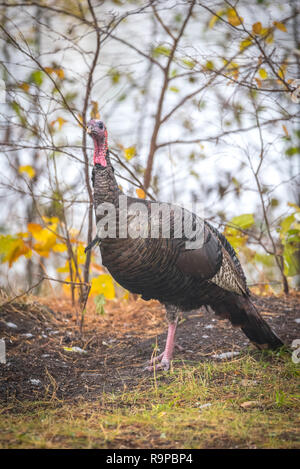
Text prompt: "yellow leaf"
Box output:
[[240, 37, 252, 51], [76, 244, 86, 264], [124, 146, 136, 160], [51, 117, 67, 130], [17, 232, 29, 239], [136, 188, 146, 199], [44, 67, 54, 74], [122, 289, 129, 300], [252, 22, 262, 35], [263, 26, 269, 33], [45, 67, 64, 79], [19, 165, 36, 179], [54, 68, 64, 79], [52, 243, 67, 253], [19, 82, 30, 92], [57, 262, 70, 273], [57, 117, 67, 129], [31, 222, 57, 256], [227, 8, 243, 26], [258, 68, 268, 79], [273, 21, 287, 32], [224, 60, 239, 80], [49, 216, 60, 224], [208, 10, 224, 29], [0, 236, 31, 267], [24, 249, 32, 259], [205, 60, 214, 71], [90, 101, 100, 120], [62, 276, 71, 296], [27, 223, 43, 235], [278, 63, 287, 80], [90, 274, 115, 299], [265, 32, 274, 44]]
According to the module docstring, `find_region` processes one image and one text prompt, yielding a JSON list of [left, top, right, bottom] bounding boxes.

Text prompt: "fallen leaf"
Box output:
[[240, 400, 261, 409]]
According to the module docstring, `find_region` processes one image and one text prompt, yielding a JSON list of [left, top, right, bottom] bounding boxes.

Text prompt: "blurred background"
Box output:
[[0, 0, 299, 301]]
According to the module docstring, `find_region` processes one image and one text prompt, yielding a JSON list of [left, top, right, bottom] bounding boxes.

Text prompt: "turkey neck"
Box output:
[[92, 152, 122, 208]]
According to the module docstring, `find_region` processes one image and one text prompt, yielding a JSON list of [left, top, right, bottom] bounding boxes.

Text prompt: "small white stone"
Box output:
[[212, 351, 240, 360], [5, 322, 17, 329], [29, 379, 41, 386], [198, 403, 212, 410]]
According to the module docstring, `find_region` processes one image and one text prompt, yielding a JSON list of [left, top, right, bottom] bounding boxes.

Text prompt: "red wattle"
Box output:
[[93, 135, 108, 167], [94, 150, 107, 167]]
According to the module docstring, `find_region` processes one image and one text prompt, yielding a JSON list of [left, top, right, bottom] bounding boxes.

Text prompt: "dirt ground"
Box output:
[[0, 292, 299, 402]]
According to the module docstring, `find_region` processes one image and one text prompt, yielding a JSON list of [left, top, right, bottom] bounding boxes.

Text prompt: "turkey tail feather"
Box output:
[[213, 296, 284, 350]]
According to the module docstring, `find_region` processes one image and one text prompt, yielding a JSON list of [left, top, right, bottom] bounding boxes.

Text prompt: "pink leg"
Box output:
[[146, 319, 178, 371]]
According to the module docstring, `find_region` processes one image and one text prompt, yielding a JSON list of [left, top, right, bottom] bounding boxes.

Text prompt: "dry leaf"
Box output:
[[240, 400, 261, 409], [282, 125, 289, 137], [252, 22, 262, 35], [273, 21, 287, 32]]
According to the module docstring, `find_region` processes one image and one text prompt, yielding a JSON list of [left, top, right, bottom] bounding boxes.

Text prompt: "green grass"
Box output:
[[0, 351, 299, 448]]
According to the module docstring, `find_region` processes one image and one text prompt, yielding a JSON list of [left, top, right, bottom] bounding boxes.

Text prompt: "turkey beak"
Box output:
[[86, 126, 91, 134]]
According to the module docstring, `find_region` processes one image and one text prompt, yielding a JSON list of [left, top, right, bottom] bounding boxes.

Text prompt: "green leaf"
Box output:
[[231, 213, 255, 229], [270, 198, 279, 207], [280, 214, 295, 235], [29, 70, 43, 86], [254, 252, 275, 267], [109, 68, 121, 84], [181, 58, 196, 69], [283, 244, 299, 276], [152, 45, 171, 58], [94, 294, 106, 315], [285, 147, 300, 157], [11, 101, 26, 126], [205, 60, 214, 70]]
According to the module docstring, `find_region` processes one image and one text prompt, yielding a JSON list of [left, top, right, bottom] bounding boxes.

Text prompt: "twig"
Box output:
[[0, 276, 90, 308]]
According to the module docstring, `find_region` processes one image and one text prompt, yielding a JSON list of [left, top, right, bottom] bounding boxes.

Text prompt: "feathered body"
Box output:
[[87, 120, 283, 369]]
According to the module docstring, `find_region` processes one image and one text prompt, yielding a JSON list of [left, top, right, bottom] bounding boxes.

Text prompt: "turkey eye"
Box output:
[[98, 122, 104, 129]]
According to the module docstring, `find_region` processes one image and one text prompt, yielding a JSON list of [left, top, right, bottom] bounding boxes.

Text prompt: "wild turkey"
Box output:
[[86, 119, 283, 370]]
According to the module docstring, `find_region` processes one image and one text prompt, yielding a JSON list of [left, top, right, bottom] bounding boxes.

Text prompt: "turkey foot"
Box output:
[[145, 320, 180, 372], [146, 344, 184, 371]]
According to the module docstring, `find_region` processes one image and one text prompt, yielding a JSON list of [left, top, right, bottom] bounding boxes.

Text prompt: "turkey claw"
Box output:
[[144, 358, 170, 372]]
